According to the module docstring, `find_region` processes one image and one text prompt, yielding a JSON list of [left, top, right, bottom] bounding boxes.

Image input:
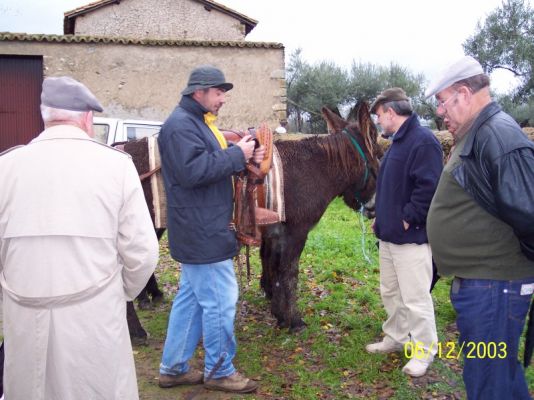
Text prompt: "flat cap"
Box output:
[[425, 56, 484, 98], [41, 76, 103, 112], [181, 65, 233, 95], [370, 87, 410, 113]]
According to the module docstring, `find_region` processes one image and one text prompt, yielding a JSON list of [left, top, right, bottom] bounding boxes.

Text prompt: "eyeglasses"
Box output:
[[436, 92, 459, 110]]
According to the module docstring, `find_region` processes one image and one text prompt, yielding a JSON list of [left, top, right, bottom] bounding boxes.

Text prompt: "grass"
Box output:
[[135, 197, 534, 399]]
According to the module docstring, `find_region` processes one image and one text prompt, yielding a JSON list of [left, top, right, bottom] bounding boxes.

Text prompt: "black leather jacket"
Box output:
[[452, 102, 534, 260]]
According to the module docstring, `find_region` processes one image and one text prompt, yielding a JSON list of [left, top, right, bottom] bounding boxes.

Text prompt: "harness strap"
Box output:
[[342, 129, 370, 203], [139, 166, 161, 182]]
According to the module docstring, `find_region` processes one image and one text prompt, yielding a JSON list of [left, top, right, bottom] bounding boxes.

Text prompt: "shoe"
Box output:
[[204, 371, 259, 393], [402, 357, 433, 377], [158, 369, 204, 388], [365, 340, 404, 354]]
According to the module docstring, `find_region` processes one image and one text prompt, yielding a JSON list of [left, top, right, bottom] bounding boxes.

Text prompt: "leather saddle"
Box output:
[[223, 123, 280, 246]]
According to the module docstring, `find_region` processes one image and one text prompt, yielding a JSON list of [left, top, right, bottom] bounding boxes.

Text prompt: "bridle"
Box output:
[[342, 128, 377, 205]]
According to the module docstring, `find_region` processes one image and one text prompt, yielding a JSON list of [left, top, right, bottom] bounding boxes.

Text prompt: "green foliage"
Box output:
[[463, 0, 534, 101], [287, 49, 350, 133], [286, 50, 426, 133], [348, 62, 425, 103], [349, 61, 439, 128], [497, 93, 534, 126]]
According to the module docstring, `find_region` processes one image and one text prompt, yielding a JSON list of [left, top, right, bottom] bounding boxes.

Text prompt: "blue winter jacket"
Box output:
[[374, 113, 443, 245], [158, 96, 246, 264]]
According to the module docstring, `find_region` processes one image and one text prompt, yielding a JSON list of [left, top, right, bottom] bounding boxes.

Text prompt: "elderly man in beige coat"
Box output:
[[0, 76, 159, 400]]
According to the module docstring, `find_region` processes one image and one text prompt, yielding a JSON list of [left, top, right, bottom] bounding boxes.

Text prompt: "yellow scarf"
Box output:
[[204, 112, 227, 149]]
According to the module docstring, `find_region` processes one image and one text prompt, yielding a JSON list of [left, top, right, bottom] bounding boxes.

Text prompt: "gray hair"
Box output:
[[452, 73, 490, 94], [40, 105, 86, 124], [382, 99, 413, 116]]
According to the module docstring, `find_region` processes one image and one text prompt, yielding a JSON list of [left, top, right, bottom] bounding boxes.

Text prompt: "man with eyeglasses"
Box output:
[[366, 88, 442, 378], [426, 56, 534, 400]]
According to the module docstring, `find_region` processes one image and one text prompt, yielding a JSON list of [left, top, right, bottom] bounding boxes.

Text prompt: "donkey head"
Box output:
[[321, 103, 383, 213]]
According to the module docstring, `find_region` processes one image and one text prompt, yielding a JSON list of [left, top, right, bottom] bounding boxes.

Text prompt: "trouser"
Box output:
[[379, 241, 438, 355], [451, 277, 534, 400], [160, 259, 238, 378]]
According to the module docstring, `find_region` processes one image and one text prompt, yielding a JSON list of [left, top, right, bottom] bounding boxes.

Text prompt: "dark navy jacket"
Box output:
[[374, 113, 443, 245], [158, 96, 245, 264]]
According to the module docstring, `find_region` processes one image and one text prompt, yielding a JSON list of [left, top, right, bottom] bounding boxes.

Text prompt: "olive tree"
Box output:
[[286, 50, 429, 132], [463, 0, 534, 101], [287, 49, 350, 133]]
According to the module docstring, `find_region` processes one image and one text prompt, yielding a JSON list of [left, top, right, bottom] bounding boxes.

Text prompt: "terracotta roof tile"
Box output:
[[0, 32, 283, 49]]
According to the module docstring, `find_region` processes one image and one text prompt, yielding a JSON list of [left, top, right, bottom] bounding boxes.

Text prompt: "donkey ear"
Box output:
[[356, 101, 370, 123], [321, 106, 347, 134], [357, 101, 379, 156], [357, 101, 373, 135]]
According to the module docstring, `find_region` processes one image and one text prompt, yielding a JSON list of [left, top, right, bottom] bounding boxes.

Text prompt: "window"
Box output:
[[125, 124, 161, 141]]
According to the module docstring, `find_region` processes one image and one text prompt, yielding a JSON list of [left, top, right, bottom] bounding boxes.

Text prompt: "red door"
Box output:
[[0, 55, 44, 152]]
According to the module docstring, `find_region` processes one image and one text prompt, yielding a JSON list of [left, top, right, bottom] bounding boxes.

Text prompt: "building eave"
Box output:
[[0, 32, 282, 49]]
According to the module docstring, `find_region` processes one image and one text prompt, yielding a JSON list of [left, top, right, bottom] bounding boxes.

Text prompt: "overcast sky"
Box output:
[[0, 0, 518, 93]]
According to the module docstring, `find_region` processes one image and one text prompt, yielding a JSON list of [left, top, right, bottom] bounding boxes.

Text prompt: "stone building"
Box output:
[[63, 0, 257, 41], [0, 0, 286, 152]]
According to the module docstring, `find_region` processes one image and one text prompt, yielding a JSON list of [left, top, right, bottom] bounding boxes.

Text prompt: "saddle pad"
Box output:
[[148, 136, 167, 229], [264, 145, 285, 222], [123, 137, 166, 229]]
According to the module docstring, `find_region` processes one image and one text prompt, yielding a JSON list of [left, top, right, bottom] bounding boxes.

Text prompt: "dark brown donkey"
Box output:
[[259, 103, 382, 332], [122, 101, 381, 340]]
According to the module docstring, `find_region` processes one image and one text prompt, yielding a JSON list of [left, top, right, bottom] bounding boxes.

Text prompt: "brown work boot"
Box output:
[[158, 369, 204, 388], [204, 371, 259, 393]]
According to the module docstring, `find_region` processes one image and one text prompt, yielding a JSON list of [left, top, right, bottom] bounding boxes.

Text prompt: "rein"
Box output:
[[341, 128, 377, 266], [139, 166, 161, 182], [342, 128, 372, 203]]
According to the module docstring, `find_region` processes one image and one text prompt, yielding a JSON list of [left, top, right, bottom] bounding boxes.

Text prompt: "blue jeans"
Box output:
[[451, 277, 534, 400], [159, 259, 238, 379]]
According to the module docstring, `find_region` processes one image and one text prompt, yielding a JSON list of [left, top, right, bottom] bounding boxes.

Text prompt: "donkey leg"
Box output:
[[136, 287, 151, 310], [270, 231, 307, 332], [260, 224, 284, 300], [136, 227, 164, 310], [147, 228, 166, 304], [276, 257, 306, 333], [145, 273, 164, 304], [127, 301, 148, 346], [260, 240, 273, 300]]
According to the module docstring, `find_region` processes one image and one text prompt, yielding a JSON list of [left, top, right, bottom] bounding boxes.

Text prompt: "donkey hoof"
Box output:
[[138, 299, 152, 310], [288, 321, 307, 334], [130, 335, 148, 347], [151, 294, 164, 306]]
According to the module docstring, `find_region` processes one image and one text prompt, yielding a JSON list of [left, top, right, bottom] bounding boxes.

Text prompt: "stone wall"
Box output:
[[0, 35, 286, 130], [72, 0, 248, 41]]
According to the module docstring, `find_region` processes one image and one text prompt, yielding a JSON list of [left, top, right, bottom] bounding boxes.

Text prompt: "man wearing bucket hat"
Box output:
[[0, 76, 159, 399], [366, 87, 442, 378], [426, 56, 534, 399], [158, 65, 263, 393]]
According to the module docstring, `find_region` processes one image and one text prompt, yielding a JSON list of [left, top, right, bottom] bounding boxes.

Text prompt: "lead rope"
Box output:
[[358, 205, 373, 265]]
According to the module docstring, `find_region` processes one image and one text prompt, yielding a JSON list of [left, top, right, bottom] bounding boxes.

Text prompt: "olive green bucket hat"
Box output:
[[181, 65, 233, 95]]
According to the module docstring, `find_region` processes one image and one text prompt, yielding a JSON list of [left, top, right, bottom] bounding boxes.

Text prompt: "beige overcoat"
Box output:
[[0, 125, 159, 400]]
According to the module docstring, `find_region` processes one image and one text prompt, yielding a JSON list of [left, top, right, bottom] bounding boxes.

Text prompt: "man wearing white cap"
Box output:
[[0, 76, 159, 399], [426, 56, 534, 399]]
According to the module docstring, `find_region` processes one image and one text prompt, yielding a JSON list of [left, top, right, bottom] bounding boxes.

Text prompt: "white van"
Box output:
[[92, 117, 162, 146]]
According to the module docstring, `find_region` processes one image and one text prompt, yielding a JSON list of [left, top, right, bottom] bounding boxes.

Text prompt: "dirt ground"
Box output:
[[134, 323, 280, 400], [133, 290, 281, 400]]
